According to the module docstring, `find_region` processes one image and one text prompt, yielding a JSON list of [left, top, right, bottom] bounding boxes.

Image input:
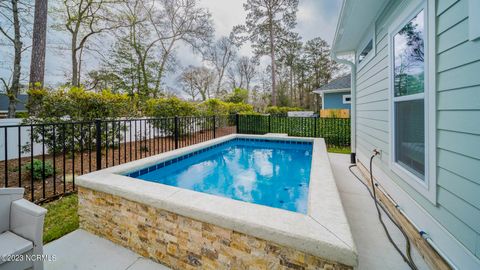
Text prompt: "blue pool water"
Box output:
[[127, 138, 312, 213]]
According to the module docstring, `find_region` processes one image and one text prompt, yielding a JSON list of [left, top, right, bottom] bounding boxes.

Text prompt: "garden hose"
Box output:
[[348, 152, 418, 270]]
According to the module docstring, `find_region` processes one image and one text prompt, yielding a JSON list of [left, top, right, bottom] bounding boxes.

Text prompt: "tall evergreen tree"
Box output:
[[29, 0, 48, 88], [233, 0, 299, 106]]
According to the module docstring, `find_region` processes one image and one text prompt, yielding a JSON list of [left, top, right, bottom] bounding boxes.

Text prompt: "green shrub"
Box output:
[[23, 87, 136, 154], [197, 99, 254, 116], [26, 86, 138, 120], [223, 88, 249, 103], [15, 111, 29, 118], [23, 159, 55, 181], [143, 97, 198, 118], [226, 102, 254, 114]]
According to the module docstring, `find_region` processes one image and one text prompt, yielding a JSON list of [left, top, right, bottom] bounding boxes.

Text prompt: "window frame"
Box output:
[[342, 94, 352, 104], [388, 0, 437, 203], [356, 24, 376, 68]]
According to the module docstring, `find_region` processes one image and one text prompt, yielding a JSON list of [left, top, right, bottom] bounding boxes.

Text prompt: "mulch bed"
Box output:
[[1, 126, 235, 203]]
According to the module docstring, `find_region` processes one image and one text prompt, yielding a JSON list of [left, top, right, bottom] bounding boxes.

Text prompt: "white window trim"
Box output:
[[342, 94, 351, 104], [388, 0, 437, 204], [357, 23, 376, 68]]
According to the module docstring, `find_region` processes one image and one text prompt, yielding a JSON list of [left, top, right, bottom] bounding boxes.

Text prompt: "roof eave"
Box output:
[[313, 88, 351, 95], [331, 0, 348, 54], [331, 0, 391, 53]]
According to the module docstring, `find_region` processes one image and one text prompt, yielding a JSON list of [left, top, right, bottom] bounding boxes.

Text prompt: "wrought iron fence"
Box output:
[[1, 114, 350, 203], [0, 115, 236, 203]]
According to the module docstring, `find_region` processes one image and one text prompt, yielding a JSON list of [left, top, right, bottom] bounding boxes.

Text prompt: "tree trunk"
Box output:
[[269, 17, 277, 106], [215, 72, 223, 97], [154, 41, 175, 96], [8, 0, 22, 118], [29, 0, 48, 88], [71, 34, 79, 86]]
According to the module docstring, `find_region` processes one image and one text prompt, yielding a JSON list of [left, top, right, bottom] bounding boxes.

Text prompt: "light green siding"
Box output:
[[355, 0, 480, 259]]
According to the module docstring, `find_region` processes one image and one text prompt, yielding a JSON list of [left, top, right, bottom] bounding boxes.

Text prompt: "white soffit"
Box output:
[[332, 0, 390, 53]]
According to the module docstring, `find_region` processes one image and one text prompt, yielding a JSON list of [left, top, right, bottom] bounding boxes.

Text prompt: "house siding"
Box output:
[[355, 0, 480, 261], [324, 92, 351, 109]]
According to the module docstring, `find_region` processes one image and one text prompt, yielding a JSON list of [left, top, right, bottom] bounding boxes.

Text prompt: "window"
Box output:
[[343, 94, 351, 104], [358, 40, 373, 63], [392, 9, 426, 181]]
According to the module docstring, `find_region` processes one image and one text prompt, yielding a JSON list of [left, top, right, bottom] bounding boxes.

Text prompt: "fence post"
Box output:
[[235, 114, 239, 134], [95, 119, 102, 170], [268, 115, 271, 133], [174, 116, 179, 149], [213, 116, 216, 138]]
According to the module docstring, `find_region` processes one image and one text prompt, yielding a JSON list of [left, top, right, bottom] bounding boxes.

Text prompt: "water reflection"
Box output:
[[138, 141, 312, 213]]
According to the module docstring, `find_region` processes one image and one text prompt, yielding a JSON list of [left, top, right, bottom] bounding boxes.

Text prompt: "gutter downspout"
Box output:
[[331, 51, 356, 164]]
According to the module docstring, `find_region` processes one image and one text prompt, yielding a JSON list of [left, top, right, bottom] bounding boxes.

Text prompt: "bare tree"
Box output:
[[147, 0, 214, 95], [237, 56, 257, 91], [178, 67, 198, 101], [0, 0, 32, 117], [29, 0, 48, 88], [203, 36, 237, 96], [55, 0, 118, 86], [227, 56, 257, 91], [178, 66, 215, 101], [96, 0, 213, 96]]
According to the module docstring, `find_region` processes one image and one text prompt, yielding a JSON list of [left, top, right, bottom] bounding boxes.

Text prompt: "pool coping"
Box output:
[[76, 134, 358, 267]]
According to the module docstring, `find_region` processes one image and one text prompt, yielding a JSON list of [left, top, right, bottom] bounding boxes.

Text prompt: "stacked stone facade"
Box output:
[[78, 187, 353, 270]]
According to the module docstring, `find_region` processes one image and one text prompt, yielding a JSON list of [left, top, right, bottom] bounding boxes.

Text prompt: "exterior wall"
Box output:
[[78, 187, 353, 270], [354, 0, 480, 262], [324, 92, 351, 110]]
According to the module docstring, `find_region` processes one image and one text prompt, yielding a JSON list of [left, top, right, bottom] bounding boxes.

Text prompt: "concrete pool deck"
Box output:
[[44, 229, 170, 270], [75, 134, 357, 268], [43, 153, 430, 270]]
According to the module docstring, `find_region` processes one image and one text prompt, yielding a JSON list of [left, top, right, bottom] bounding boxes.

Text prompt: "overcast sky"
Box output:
[[182, 0, 342, 66], [0, 0, 342, 91]]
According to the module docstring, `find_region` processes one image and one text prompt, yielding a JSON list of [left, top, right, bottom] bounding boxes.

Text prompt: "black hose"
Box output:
[[348, 153, 418, 270]]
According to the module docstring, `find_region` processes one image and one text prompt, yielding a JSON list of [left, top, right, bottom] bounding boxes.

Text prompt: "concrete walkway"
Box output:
[[329, 153, 429, 270], [44, 230, 170, 270]]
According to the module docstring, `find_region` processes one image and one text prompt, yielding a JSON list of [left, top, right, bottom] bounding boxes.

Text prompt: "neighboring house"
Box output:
[[313, 74, 351, 110], [0, 94, 28, 117], [331, 0, 480, 269]]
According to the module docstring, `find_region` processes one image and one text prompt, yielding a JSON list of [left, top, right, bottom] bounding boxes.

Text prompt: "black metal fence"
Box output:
[[0, 115, 236, 203], [1, 114, 349, 203], [238, 114, 351, 147]]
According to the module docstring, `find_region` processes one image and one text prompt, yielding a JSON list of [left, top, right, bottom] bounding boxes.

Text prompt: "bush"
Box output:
[[23, 159, 55, 181], [27, 86, 138, 120], [223, 88, 248, 103], [197, 99, 254, 115], [143, 97, 198, 118], [227, 102, 254, 114], [23, 87, 136, 154], [15, 111, 29, 118], [143, 97, 199, 136]]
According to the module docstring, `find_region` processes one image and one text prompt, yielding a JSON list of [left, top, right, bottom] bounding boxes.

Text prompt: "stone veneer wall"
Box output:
[[78, 187, 353, 270]]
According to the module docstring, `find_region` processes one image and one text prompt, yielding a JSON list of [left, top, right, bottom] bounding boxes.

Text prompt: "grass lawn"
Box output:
[[43, 194, 79, 244], [327, 146, 351, 154]]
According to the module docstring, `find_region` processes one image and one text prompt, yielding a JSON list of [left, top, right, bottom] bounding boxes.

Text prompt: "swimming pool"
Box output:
[[126, 138, 312, 213], [77, 134, 357, 269]]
